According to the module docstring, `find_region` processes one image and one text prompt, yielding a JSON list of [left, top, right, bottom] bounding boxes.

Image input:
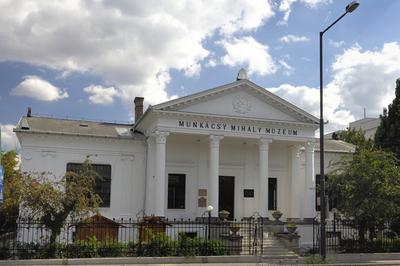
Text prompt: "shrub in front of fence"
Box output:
[[313, 219, 400, 254], [2, 231, 228, 259], [340, 238, 400, 253], [61, 236, 129, 258], [135, 231, 227, 257]]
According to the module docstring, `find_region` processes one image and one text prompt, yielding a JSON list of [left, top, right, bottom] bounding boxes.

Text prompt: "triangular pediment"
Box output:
[[153, 80, 318, 124]]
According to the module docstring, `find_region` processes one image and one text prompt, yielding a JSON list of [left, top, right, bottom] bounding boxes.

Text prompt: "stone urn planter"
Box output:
[[219, 210, 230, 220], [272, 210, 283, 221], [286, 223, 297, 234], [229, 222, 240, 235]]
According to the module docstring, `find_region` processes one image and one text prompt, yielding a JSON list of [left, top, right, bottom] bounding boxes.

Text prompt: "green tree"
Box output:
[[327, 148, 400, 241], [18, 158, 102, 257], [0, 150, 23, 231], [335, 127, 374, 150], [375, 78, 400, 159]]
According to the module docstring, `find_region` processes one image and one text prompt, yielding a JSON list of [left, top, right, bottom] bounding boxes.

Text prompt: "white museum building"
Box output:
[[14, 71, 354, 227]]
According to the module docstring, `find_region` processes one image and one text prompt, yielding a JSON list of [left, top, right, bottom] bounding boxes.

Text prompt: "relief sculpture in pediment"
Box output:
[[232, 94, 252, 114]]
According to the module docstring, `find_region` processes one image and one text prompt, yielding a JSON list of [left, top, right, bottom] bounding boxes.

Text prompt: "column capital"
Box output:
[[305, 141, 316, 153], [259, 137, 273, 146], [209, 135, 223, 147], [154, 131, 170, 144], [289, 144, 302, 158]]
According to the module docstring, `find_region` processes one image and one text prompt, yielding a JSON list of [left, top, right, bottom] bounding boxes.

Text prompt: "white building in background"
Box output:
[[349, 117, 380, 139], [14, 71, 354, 246]]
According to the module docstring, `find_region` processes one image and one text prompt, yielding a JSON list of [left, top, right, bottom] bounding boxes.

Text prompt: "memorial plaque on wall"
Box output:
[[198, 189, 207, 197], [198, 197, 207, 207], [243, 189, 254, 198]]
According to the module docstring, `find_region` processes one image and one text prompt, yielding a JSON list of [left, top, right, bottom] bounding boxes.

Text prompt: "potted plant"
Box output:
[[286, 223, 297, 234], [219, 210, 230, 220], [272, 210, 283, 221]]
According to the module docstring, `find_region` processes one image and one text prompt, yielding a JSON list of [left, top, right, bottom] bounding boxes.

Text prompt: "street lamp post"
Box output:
[[206, 205, 214, 241], [319, 1, 359, 259]]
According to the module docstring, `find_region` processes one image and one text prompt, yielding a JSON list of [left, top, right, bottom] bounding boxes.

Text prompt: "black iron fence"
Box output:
[[313, 218, 400, 253], [0, 217, 265, 259]]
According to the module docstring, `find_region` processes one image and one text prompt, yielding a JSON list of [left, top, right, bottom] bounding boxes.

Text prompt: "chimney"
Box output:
[[134, 97, 144, 122]]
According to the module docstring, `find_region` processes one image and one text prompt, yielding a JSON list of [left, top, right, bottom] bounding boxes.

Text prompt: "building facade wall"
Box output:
[[15, 131, 339, 221], [17, 133, 146, 219]]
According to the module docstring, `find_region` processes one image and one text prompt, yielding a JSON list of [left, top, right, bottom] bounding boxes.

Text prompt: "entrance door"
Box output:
[[219, 176, 235, 220]]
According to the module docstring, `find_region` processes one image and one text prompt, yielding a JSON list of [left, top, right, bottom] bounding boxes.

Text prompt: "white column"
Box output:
[[154, 131, 169, 217], [145, 137, 154, 215], [290, 145, 302, 219], [304, 141, 316, 218], [209, 135, 223, 217], [259, 138, 272, 217]]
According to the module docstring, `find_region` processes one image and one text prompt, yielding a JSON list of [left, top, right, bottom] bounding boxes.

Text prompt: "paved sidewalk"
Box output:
[[3, 262, 400, 266], [2, 253, 400, 266]]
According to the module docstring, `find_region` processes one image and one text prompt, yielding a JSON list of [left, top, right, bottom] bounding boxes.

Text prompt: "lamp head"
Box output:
[[206, 205, 214, 212], [346, 1, 360, 13]]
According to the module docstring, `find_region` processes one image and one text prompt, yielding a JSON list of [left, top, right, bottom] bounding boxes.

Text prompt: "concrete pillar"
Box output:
[[304, 141, 316, 219], [259, 138, 272, 217], [209, 135, 223, 217], [145, 137, 154, 215], [154, 131, 169, 217], [290, 144, 302, 219]]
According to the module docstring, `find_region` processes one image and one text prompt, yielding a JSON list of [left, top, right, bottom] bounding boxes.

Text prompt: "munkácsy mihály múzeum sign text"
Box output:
[[178, 120, 299, 136]]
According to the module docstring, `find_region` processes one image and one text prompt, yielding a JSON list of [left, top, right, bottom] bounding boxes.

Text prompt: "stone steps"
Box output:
[[232, 223, 301, 262], [262, 234, 301, 261]]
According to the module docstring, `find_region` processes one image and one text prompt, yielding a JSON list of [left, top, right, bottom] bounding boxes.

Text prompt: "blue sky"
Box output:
[[1, 0, 400, 151]]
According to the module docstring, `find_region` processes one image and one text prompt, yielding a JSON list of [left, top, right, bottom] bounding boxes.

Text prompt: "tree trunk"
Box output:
[[358, 223, 366, 251], [48, 228, 60, 258], [368, 226, 376, 241]]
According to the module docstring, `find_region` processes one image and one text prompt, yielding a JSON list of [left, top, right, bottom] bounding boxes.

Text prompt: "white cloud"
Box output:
[[183, 63, 201, 77], [218, 36, 277, 76], [206, 59, 217, 68], [329, 39, 345, 48], [279, 34, 309, 43], [1, 124, 20, 151], [269, 84, 353, 132], [329, 42, 400, 118], [268, 42, 400, 133], [278, 0, 331, 24], [83, 85, 119, 105], [0, 0, 275, 106], [279, 60, 294, 76], [11, 76, 68, 101]]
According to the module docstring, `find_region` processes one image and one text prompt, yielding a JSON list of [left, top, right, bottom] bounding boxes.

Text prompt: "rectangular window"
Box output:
[[243, 189, 254, 198], [268, 177, 277, 210], [168, 173, 186, 209], [66, 163, 111, 207], [315, 174, 337, 212]]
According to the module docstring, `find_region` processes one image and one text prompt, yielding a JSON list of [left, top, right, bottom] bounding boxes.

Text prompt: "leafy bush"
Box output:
[[10, 231, 228, 259], [304, 255, 329, 264], [98, 241, 128, 257], [68, 236, 99, 258], [15, 242, 44, 259], [136, 231, 174, 257], [175, 232, 203, 256], [135, 231, 226, 257], [200, 240, 227, 256], [0, 246, 11, 259], [340, 237, 400, 253]]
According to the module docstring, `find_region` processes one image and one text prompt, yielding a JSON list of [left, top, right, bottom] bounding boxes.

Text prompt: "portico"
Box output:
[[135, 76, 319, 220]]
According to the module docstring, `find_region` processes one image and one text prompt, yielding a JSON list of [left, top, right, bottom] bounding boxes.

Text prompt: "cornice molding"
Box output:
[[153, 109, 319, 129]]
